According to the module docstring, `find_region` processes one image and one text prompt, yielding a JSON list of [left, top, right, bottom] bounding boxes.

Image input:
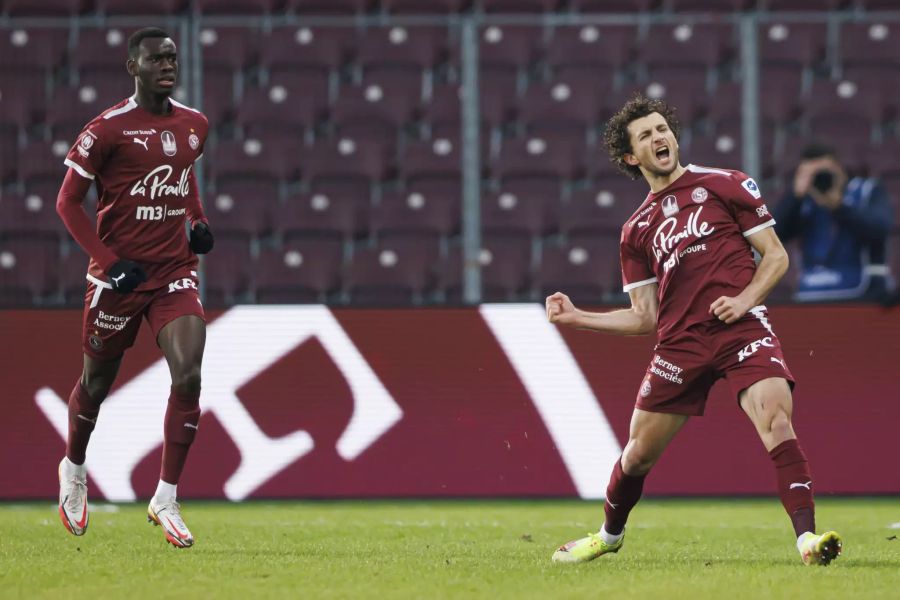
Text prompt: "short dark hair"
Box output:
[[801, 141, 837, 161], [604, 93, 681, 180], [128, 27, 170, 59]]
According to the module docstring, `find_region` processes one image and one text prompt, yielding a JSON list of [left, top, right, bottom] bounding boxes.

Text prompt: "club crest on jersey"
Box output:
[[189, 133, 200, 150], [691, 187, 708, 203], [640, 378, 652, 398], [662, 195, 679, 217], [89, 334, 103, 350], [161, 130, 177, 156]]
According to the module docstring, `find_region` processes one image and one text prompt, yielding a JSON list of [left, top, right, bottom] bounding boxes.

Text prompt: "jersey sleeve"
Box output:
[[63, 119, 112, 181], [719, 170, 776, 238], [620, 229, 656, 292]]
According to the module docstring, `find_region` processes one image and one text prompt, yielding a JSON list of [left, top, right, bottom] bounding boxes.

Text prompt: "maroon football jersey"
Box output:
[[620, 164, 776, 342], [64, 96, 209, 291]]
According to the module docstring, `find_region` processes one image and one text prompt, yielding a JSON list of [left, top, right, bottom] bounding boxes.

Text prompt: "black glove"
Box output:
[[190, 222, 214, 254], [107, 259, 147, 294]]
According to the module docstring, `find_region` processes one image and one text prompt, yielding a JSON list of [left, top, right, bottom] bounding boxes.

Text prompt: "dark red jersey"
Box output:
[[620, 164, 776, 342], [64, 96, 209, 291]]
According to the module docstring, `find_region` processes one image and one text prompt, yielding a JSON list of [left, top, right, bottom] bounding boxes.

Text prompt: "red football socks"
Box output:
[[769, 438, 816, 536], [160, 387, 201, 485], [66, 382, 102, 465], [603, 457, 647, 535]]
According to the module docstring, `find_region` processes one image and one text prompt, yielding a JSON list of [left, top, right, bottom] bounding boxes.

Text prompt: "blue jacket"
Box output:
[[774, 177, 893, 301]]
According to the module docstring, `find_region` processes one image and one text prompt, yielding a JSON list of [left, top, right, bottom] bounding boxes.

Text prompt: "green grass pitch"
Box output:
[[1, 498, 898, 599]]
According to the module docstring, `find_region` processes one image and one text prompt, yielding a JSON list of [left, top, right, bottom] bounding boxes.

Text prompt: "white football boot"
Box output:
[[58, 458, 89, 536], [147, 496, 194, 548]]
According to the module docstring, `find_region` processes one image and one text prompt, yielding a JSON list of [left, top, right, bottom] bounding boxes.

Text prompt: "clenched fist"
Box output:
[[546, 291, 579, 326]]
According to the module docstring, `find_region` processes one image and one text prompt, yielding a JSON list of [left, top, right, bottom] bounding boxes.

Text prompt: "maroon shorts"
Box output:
[[82, 272, 205, 360], [635, 306, 795, 416]]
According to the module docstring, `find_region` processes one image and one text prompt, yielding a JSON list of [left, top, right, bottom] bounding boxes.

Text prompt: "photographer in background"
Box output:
[[774, 142, 894, 302]]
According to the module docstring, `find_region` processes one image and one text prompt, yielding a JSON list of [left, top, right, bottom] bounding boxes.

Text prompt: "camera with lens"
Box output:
[[812, 170, 835, 193]]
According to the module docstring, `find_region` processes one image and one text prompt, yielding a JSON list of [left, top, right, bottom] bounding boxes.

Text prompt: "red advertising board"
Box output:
[[2, 305, 898, 500]]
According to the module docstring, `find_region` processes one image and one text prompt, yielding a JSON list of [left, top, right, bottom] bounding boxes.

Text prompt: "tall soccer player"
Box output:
[[55, 28, 214, 548], [546, 95, 842, 566]]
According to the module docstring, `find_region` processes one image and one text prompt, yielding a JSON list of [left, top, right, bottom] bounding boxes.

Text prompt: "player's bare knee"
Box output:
[[171, 365, 201, 395], [80, 373, 114, 402], [768, 408, 793, 439], [622, 443, 657, 476]]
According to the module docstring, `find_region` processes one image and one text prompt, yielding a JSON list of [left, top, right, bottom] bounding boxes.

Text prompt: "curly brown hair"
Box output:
[[603, 94, 681, 180]]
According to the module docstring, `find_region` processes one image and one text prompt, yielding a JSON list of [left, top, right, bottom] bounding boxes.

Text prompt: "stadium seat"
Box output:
[[536, 240, 619, 301], [60, 246, 90, 306], [479, 67, 519, 128], [482, 188, 553, 238], [210, 137, 301, 182], [0, 186, 67, 241], [668, 0, 749, 10], [373, 188, 460, 239], [571, 0, 658, 10], [756, 65, 804, 126], [0, 238, 59, 306], [805, 79, 881, 143], [480, 0, 560, 12], [0, 126, 17, 183], [72, 28, 136, 72], [421, 82, 461, 126], [759, 22, 827, 69], [332, 72, 422, 142], [345, 242, 433, 304], [302, 138, 393, 186], [200, 67, 234, 126], [562, 184, 645, 237], [204, 179, 276, 239], [236, 72, 329, 137], [194, 0, 282, 13], [199, 26, 258, 71], [639, 23, 732, 70], [519, 75, 603, 138], [17, 140, 71, 186], [434, 237, 533, 302], [274, 191, 364, 241], [866, 138, 900, 181], [399, 138, 462, 184], [545, 25, 636, 72], [45, 85, 116, 142], [492, 136, 584, 183], [75, 68, 134, 106], [479, 25, 543, 71], [260, 26, 353, 73], [382, 0, 467, 13], [202, 237, 252, 307], [479, 236, 533, 301], [840, 22, 900, 69], [95, 0, 186, 14], [0, 69, 43, 133], [254, 239, 343, 304], [761, 0, 849, 10], [857, 0, 900, 8], [641, 67, 711, 123], [689, 131, 744, 172], [0, 27, 66, 71], [357, 26, 448, 72], [285, 0, 373, 14], [3, 0, 86, 16]]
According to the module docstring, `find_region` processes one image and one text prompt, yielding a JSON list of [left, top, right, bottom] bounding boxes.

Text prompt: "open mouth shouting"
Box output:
[[655, 144, 672, 165]]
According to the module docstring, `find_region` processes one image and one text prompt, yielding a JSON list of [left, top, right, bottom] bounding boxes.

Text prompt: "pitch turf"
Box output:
[[1, 498, 898, 599]]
